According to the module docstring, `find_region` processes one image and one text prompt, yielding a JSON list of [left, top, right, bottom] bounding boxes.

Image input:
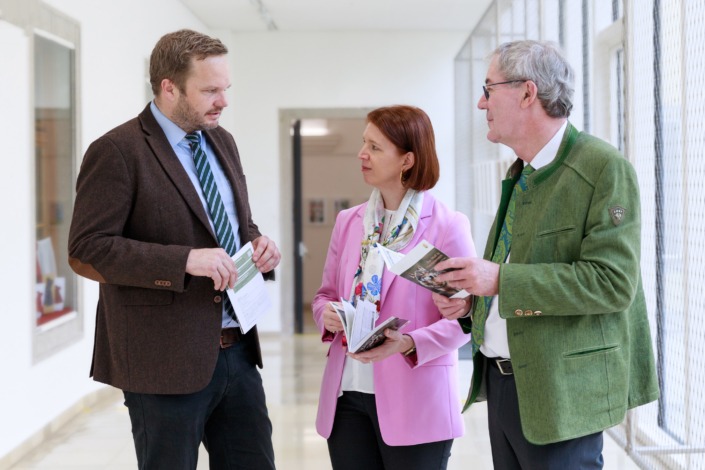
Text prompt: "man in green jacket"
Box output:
[[432, 40, 659, 468]]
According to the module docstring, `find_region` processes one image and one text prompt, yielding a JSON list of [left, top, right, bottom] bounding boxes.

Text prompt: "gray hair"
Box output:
[[492, 40, 574, 118]]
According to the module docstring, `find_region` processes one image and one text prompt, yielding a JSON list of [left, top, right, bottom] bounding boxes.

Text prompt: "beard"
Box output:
[[172, 95, 221, 133]]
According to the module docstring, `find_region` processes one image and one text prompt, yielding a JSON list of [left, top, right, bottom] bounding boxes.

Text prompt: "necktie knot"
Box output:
[[517, 164, 534, 191], [184, 133, 200, 150]]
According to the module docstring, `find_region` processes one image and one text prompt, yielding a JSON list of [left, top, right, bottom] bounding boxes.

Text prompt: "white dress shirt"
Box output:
[[480, 121, 568, 359]]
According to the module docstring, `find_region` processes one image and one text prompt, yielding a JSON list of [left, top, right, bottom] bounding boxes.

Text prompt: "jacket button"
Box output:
[[534, 310, 542, 316], [214, 295, 222, 303], [515, 309, 523, 316], [524, 310, 533, 316]]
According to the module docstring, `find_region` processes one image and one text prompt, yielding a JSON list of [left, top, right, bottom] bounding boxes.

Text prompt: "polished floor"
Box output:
[[9, 333, 639, 469]]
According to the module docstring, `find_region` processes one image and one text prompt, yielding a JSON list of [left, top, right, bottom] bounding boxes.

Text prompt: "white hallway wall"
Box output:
[[0, 0, 208, 461], [0, 0, 467, 460], [225, 31, 466, 332]]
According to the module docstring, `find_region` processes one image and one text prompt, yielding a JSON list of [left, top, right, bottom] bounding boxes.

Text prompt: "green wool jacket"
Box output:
[[459, 123, 659, 445]]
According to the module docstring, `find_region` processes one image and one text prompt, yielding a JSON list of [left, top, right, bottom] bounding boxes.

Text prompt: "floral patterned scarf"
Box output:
[[349, 188, 424, 311]]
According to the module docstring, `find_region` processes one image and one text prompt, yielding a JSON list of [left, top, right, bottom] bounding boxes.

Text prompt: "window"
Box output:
[[28, 6, 83, 362], [456, 0, 705, 467], [34, 33, 77, 331]]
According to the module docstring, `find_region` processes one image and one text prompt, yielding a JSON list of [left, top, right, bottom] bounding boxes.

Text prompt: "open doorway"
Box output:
[[279, 108, 370, 334]]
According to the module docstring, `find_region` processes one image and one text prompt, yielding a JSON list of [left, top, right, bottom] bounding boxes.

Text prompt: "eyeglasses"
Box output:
[[482, 80, 527, 100]]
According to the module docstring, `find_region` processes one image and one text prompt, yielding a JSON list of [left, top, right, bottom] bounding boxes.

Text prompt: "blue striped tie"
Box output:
[[185, 133, 238, 321]]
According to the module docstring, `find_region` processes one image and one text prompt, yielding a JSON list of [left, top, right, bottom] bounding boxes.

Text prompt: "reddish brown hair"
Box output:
[[149, 29, 228, 96], [366, 105, 440, 191]]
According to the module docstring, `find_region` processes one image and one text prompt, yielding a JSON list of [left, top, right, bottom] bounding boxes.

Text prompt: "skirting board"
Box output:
[[0, 386, 122, 469]]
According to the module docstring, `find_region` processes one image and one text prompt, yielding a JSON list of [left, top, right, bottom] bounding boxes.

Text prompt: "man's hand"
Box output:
[[432, 292, 472, 320], [186, 248, 238, 291], [252, 236, 281, 273], [434, 257, 501, 297]]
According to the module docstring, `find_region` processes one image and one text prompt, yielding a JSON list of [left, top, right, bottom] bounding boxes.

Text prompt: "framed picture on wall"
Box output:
[[333, 198, 351, 215], [308, 198, 326, 224]]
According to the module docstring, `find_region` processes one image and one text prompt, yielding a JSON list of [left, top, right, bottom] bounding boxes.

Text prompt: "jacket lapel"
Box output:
[[379, 193, 433, 312], [341, 205, 367, 299], [203, 129, 251, 244], [486, 159, 523, 259], [138, 106, 217, 242]]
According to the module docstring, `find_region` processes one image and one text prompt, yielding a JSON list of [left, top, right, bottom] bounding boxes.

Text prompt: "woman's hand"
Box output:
[[322, 303, 344, 334], [432, 292, 472, 320], [347, 330, 415, 363]]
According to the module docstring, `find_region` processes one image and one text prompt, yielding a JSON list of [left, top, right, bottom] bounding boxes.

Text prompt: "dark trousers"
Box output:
[[327, 391, 453, 470], [123, 339, 274, 470], [485, 358, 604, 470]]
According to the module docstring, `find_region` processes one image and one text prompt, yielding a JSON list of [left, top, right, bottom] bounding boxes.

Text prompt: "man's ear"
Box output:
[[161, 79, 179, 102], [521, 80, 538, 108]]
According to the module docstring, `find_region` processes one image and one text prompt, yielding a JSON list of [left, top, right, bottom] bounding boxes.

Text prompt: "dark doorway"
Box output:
[[290, 116, 369, 334]]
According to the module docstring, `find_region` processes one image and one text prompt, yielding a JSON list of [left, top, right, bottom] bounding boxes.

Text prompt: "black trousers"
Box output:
[[327, 391, 453, 470], [485, 358, 604, 470], [123, 339, 274, 470]]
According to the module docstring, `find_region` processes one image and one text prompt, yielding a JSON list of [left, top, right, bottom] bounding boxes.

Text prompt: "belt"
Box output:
[[220, 328, 243, 349], [489, 357, 513, 375]]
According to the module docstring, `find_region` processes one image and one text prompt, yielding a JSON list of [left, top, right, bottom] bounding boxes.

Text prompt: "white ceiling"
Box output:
[[179, 0, 493, 32]]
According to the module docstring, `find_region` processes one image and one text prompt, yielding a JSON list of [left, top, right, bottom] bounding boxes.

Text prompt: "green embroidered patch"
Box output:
[[609, 205, 626, 226]]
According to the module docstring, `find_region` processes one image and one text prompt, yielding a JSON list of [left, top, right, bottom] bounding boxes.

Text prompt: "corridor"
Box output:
[[9, 334, 638, 470]]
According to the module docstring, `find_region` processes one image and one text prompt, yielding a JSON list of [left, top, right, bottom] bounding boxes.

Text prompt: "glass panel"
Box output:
[[34, 34, 78, 331], [613, 47, 625, 152]]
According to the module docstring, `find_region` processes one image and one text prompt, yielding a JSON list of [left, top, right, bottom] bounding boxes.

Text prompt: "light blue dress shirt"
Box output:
[[150, 101, 240, 328]]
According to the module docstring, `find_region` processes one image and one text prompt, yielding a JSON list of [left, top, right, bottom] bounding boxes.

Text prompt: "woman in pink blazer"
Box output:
[[313, 105, 476, 469]]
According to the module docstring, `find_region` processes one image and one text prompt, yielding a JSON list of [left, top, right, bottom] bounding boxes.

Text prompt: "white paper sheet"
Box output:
[[225, 242, 272, 334]]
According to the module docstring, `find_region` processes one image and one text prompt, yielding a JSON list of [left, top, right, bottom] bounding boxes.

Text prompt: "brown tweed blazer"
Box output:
[[68, 104, 272, 394]]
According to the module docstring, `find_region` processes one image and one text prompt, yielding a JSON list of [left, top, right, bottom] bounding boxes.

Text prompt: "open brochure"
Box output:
[[330, 299, 409, 353], [225, 241, 273, 334], [376, 240, 470, 299]]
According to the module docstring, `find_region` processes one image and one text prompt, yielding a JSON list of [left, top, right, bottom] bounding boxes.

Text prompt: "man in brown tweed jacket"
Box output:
[[68, 29, 279, 470]]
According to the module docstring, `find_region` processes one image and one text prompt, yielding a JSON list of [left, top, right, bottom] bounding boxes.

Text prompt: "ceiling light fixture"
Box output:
[[300, 119, 330, 136], [249, 0, 277, 31]]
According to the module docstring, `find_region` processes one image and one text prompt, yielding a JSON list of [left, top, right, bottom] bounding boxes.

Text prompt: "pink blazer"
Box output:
[[313, 192, 476, 446]]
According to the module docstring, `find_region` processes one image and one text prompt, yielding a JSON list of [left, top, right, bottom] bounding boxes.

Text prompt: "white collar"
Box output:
[[526, 120, 568, 170]]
